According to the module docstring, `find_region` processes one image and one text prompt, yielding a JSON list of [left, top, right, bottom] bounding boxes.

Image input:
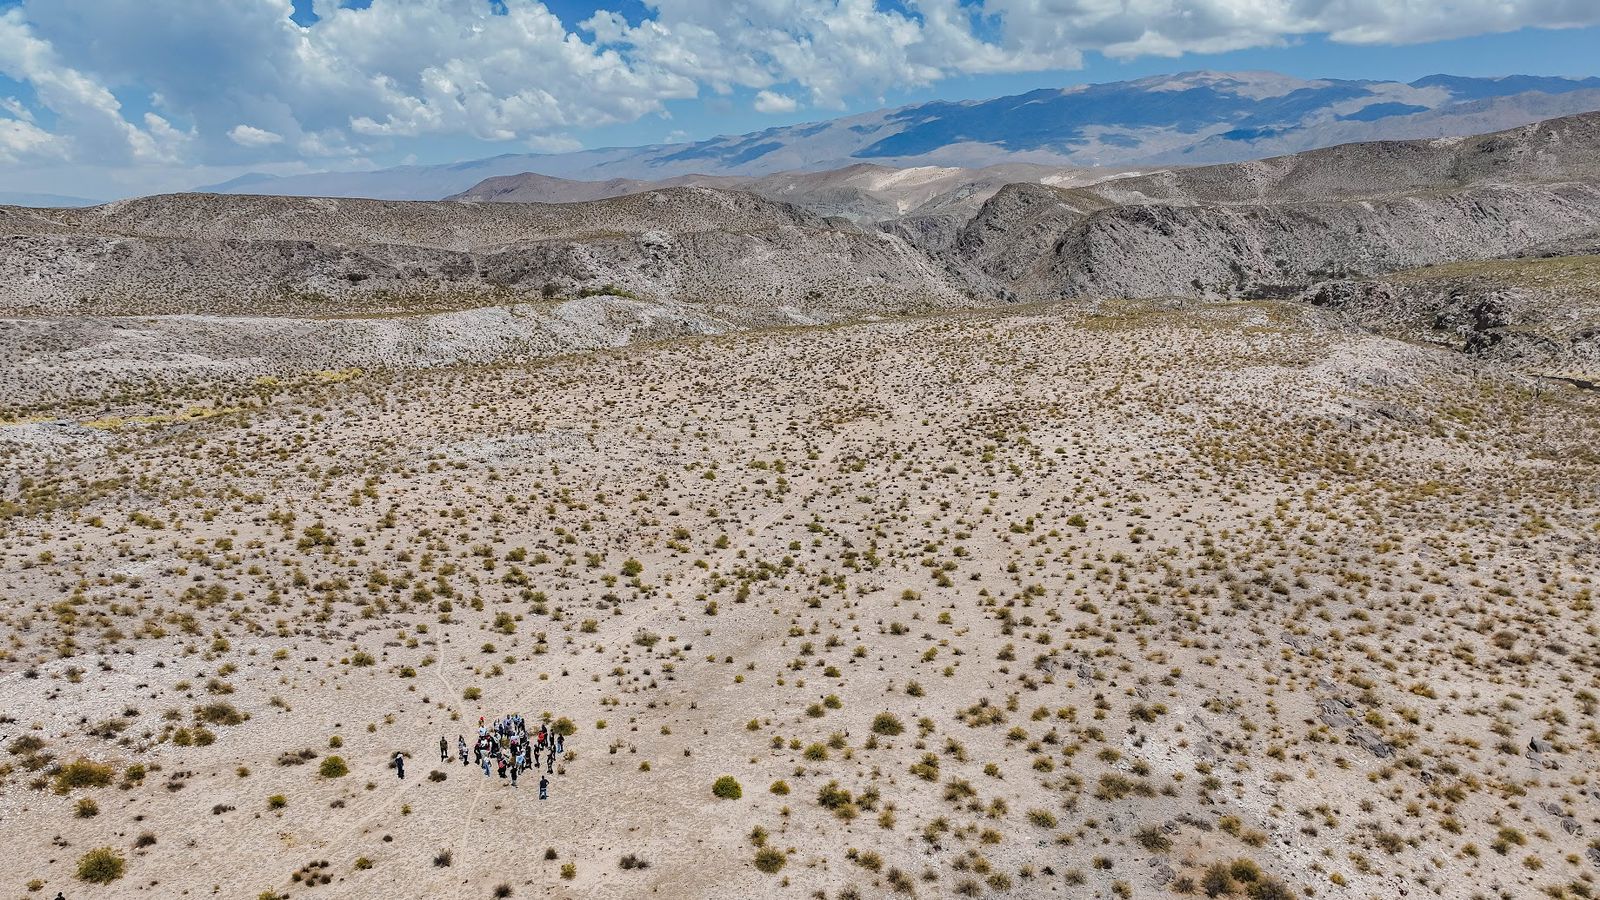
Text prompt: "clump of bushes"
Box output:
[[753, 847, 786, 874], [712, 776, 742, 800], [76, 847, 125, 883], [54, 758, 115, 794]]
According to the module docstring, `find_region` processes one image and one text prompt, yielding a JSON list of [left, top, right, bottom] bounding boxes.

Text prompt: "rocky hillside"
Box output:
[[6, 111, 1600, 392], [0, 187, 966, 320], [1303, 254, 1600, 382], [925, 112, 1600, 305]]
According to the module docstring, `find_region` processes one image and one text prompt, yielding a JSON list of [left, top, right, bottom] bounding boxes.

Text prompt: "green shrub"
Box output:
[[54, 758, 115, 794], [1135, 825, 1172, 851], [871, 712, 905, 736], [712, 776, 743, 800], [76, 847, 125, 883], [1202, 862, 1235, 897], [753, 847, 786, 874], [319, 756, 349, 778], [195, 702, 249, 726]]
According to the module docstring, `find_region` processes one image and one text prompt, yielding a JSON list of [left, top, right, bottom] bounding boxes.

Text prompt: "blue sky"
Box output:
[[1, 1, 1598, 200]]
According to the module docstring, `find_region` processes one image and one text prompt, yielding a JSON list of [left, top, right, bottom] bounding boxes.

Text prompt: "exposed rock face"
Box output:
[[1301, 254, 1600, 378], [937, 112, 1600, 303]]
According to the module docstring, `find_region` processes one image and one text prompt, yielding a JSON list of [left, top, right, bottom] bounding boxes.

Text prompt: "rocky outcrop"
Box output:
[[936, 112, 1600, 304], [1301, 254, 1600, 378]]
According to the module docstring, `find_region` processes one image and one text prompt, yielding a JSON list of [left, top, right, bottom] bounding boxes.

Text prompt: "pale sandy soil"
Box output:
[[1, 301, 1598, 900]]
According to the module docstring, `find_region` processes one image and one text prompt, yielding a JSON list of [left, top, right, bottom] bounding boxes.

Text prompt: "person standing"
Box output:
[[439, 736, 449, 762], [539, 774, 548, 800], [394, 752, 405, 779], [509, 760, 518, 788]]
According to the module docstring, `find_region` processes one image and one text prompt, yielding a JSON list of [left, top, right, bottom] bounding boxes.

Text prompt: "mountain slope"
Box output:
[[200, 71, 1600, 201], [7, 110, 1600, 389], [447, 162, 1097, 223], [0, 188, 965, 319], [934, 112, 1600, 302]]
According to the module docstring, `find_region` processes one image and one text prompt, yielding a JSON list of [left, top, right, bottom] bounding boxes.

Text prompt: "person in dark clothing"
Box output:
[[539, 774, 548, 799], [510, 761, 518, 787], [556, 734, 564, 754], [546, 752, 554, 774], [440, 736, 449, 762], [394, 752, 405, 779]]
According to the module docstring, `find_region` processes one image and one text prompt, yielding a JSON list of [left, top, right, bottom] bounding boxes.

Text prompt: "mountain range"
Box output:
[[6, 109, 1598, 383], [201, 70, 1600, 202]]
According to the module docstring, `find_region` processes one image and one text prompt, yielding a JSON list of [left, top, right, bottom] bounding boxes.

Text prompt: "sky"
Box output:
[[1, 0, 1598, 201]]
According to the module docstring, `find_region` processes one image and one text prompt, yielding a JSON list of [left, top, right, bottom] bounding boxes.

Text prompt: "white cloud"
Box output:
[[0, 115, 60, 162], [979, 0, 1600, 59], [229, 124, 285, 147], [0, 8, 179, 163], [0, 0, 1597, 191], [754, 90, 799, 114], [1, 96, 35, 122]]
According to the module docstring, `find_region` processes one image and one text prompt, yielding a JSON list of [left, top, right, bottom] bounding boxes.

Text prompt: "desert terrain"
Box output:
[[3, 109, 1600, 900], [3, 296, 1599, 899]]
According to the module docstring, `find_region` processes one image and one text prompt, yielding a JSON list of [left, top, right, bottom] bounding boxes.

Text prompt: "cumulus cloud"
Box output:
[[754, 90, 800, 114], [0, 116, 61, 163], [229, 124, 285, 147], [0, 0, 1595, 180], [0, 8, 185, 163]]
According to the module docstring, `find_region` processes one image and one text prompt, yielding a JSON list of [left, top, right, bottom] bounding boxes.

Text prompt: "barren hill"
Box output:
[[0, 187, 965, 321], [925, 111, 1600, 309], [4, 111, 1600, 399]]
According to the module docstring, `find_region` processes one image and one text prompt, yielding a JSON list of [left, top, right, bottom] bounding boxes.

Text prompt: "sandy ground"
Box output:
[[1, 301, 1598, 900]]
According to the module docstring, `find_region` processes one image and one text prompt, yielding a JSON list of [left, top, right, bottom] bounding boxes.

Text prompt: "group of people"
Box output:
[[439, 713, 565, 799]]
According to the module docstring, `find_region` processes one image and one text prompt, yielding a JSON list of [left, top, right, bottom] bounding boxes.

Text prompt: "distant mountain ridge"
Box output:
[[200, 70, 1600, 202], [0, 191, 101, 208], [445, 163, 1106, 224]]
